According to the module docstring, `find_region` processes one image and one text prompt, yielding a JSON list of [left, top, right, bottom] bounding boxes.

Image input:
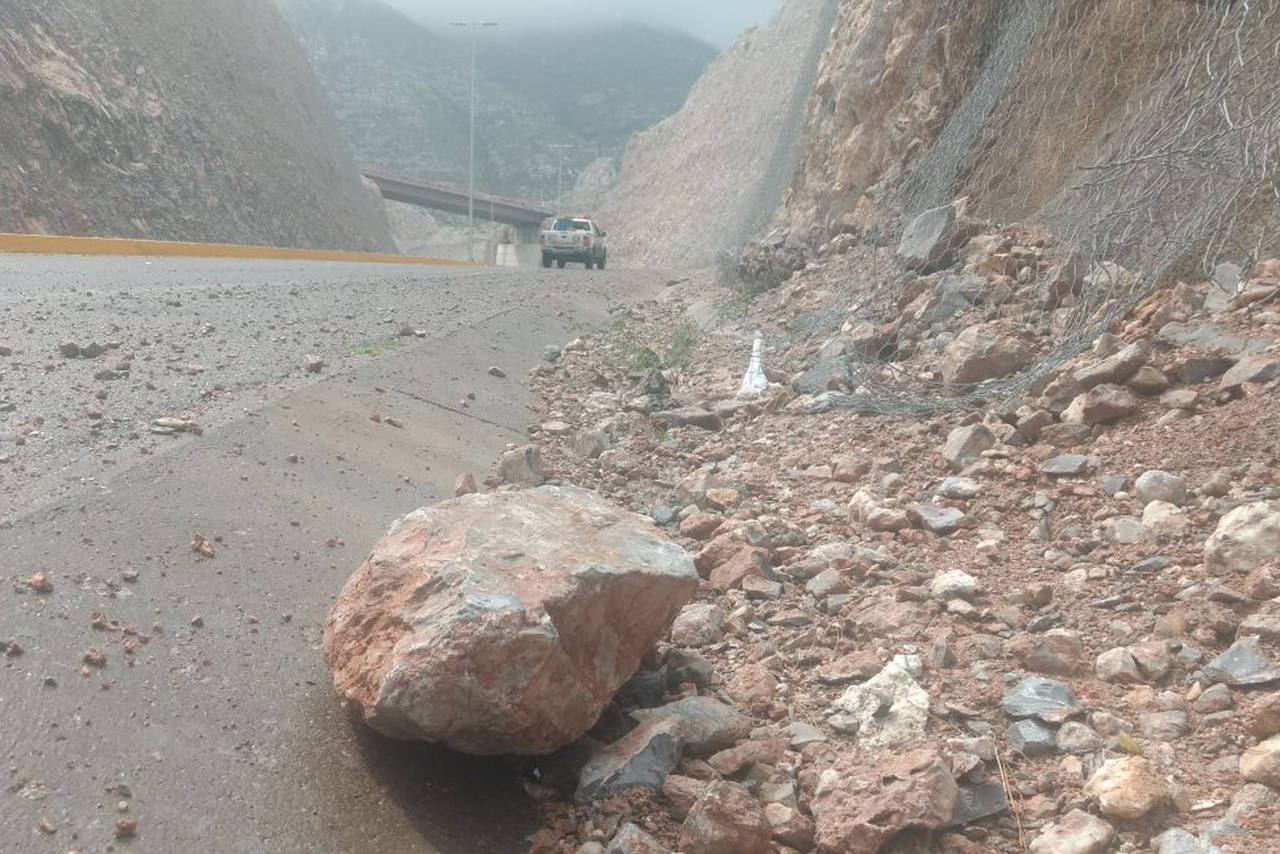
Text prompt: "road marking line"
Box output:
[[0, 232, 473, 266]]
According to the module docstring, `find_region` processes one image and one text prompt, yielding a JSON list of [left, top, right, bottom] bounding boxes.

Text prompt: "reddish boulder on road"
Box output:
[[323, 485, 697, 755]]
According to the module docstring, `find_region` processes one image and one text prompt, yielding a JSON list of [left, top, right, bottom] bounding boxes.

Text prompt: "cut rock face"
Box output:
[[322, 485, 698, 755]]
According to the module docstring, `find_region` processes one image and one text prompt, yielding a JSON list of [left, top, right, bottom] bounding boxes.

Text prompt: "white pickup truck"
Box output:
[[540, 216, 608, 269]]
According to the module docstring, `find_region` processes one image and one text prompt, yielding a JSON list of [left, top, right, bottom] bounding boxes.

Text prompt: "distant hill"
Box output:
[[0, 0, 392, 251], [276, 0, 715, 205]]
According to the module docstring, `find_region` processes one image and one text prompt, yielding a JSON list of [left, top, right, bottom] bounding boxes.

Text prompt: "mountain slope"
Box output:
[[277, 0, 715, 205], [0, 0, 392, 250]]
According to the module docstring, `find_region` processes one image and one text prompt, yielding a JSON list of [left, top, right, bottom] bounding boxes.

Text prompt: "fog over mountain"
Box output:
[[382, 0, 781, 46]]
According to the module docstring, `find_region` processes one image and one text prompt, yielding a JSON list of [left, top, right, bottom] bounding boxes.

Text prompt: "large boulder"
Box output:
[[323, 485, 698, 755], [941, 324, 1030, 384], [1206, 502, 1280, 573], [898, 202, 965, 273]]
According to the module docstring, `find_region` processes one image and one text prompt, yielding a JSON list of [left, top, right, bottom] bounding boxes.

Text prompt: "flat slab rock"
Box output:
[[323, 485, 698, 755]]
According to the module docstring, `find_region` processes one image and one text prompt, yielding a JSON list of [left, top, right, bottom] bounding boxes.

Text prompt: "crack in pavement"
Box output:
[[389, 386, 527, 434]]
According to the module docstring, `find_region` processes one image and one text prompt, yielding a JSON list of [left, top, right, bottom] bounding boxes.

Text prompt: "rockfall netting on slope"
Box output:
[[758, 0, 1280, 415]]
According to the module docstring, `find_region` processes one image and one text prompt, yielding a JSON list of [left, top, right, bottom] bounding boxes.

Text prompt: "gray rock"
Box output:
[[1204, 636, 1280, 686], [793, 360, 852, 395], [1002, 677, 1083, 723], [949, 780, 1008, 825], [605, 823, 668, 854], [651, 505, 675, 525], [497, 444, 546, 486], [1221, 354, 1280, 388], [632, 696, 750, 756], [943, 424, 995, 468], [1028, 809, 1114, 854], [1103, 516, 1149, 545], [938, 476, 982, 499], [1040, 422, 1093, 448], [834, 659, 929, 749], [1005, 719, 1057, 757], [670, 603, 726, 647], [655, 406, 723, 432], [1074, 342, 1147, 389], [1135, 470, 1188, 507], [1056, 721, 1102, 754], [806, 567, 849, 599], [898, 202, 962, 272], [576, 717, 684, 802], [1153, 828, 1223, 854], [784, 721, 827, 748], [1191, 683, 1233, 714], [1042, 454, 1093, 476], [908, 504, 967, 536]]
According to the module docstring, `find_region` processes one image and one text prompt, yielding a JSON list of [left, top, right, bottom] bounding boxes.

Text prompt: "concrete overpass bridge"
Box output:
[[362, 170, 553, 244]]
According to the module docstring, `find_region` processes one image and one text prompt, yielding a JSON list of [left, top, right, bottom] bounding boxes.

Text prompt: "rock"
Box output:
[[58, 340, 80, 357], [707, 738, 786, 776], [1096, 647, 1143, 683], [303, 354, 324, 373], [1103, 515, 1150, 545], [655, 406, 723, 432], [709, 547, 771, 591], [793, 360, 852, 394], [1005, 719, 1057, 757], [1136, 470, 1188, 507], [1040, 423, 1093, 448], [1074, 342, 1147, 389], [728, 663, 777, 716], [942, 424, 995, 468], [1085, 756, 1173, 820], [1063, 384, 1140, 425], [950, 781, 1008, 824], [785, 721, 827, 748], [1240, 734, 1280, 787], [1127, 365, 1171, 395], [605, 823, 667, 854], [833, 659, 929, 750], [1152, 828, 1222, 854], [941, 325, 1030, 384], [763, 802, 816, 850], [632, 696, 750, 756], [1238, 613, 1280, 644], [1056, 721, 1102, 754], [1028, 809, 1115, 854], [1042, 454, 1093, 476], [1192, 683, 1233, 714], [678, 780, 771, 854], [812, 748, 958, 854], [1205, 502, 1280, 573], [1144, 501, 1188, 536], [1248, 691, 1280, 738], [938, 476, 982, 499], [1002, 677, 1083, 723], [322, 486, 698, 754], [931, 570, 978, 601], [1129, 639, 1174, 681], [898, 202, 962, 272], [807, 567, 850, 598], [1140, 709, 1189, 742], [1204, 636, 1280, 686], [576, 717, 684, 802], [1220, 353, 1280, 388], [908, 504, 966, 536], [662, 775, 707, 820], [454, 472, 477, 496], [576, 430, 610, 459], [1015, 629, 1086, 676], [817, 651, 883, 685], [670, 603, 726, 647], [678, 512, 722, 540], [497, 444, 546, 486], [487, 365, 506, 378]]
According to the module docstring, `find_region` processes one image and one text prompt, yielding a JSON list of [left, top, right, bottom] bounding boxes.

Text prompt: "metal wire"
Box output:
[[795, 0, 1280, 415]]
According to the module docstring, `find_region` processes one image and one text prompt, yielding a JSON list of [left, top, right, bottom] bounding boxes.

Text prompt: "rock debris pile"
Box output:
[[488, 223, 1280, 852]]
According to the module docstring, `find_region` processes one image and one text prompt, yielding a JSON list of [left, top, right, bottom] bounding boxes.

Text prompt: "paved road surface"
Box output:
[[0, 255, 663, 853]]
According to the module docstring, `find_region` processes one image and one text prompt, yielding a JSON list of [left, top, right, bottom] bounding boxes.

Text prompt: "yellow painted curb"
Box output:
[[0, 232, 474, 267]]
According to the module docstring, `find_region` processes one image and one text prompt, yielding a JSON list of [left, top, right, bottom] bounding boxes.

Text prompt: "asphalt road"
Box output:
[[0, 255, 664, 853]]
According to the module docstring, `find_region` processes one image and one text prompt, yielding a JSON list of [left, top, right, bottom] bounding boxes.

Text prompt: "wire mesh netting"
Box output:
[[789, 0, 1280, 415]]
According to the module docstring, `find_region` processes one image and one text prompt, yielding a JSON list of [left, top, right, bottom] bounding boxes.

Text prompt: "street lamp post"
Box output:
[[548, 143, 574, 210], [450, 19, 498, 262]]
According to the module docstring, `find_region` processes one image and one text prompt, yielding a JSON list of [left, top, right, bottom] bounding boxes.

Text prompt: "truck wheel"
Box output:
[[541, 253, 551, 268], [597, 253, 606, 270], [556, 260, 566, 269], [583, 258, 593, 270]]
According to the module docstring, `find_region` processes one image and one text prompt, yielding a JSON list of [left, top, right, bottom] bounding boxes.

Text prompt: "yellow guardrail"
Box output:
[[0, 232, 473, 266]]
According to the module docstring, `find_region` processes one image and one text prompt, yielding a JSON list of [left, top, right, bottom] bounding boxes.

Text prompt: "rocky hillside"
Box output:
[[743, 0, 1280, 287], [0, 0, 392, 250], [277, 0, 715, 204], [597, 0, 838, 269]]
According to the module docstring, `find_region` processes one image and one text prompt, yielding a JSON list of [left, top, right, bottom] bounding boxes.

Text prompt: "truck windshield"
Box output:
[[553, 219, 591, 231]]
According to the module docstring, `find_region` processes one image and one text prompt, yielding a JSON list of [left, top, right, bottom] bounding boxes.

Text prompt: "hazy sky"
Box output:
[[382, 0, 783, 47]]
